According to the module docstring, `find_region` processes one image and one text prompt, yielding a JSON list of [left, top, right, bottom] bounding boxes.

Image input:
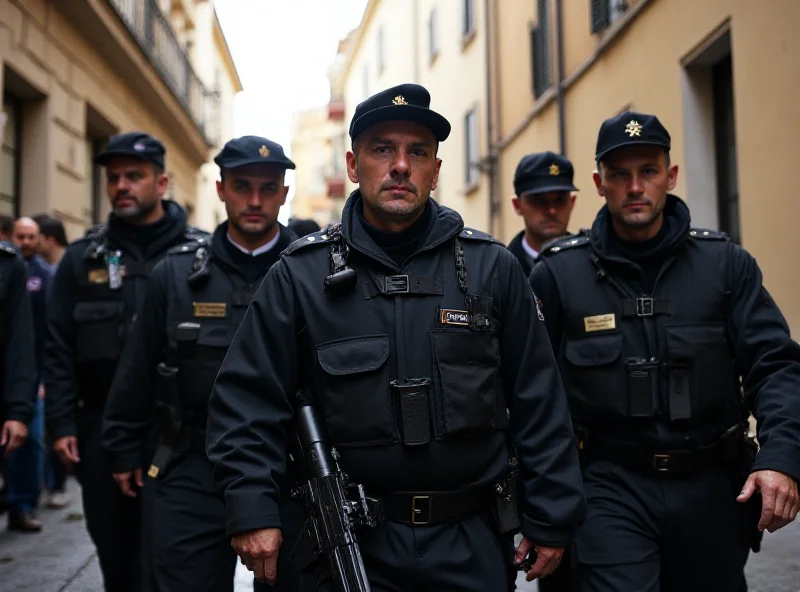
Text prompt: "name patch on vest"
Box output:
[[87, 268, 109, 284], [193, 302, 227, 318], [440, 309, 470, 326], [584, 314, 616, 332]]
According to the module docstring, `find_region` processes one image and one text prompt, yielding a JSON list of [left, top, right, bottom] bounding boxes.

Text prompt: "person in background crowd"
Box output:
[[287, 217, 321, 238], [0, 214, 12, 241], [33, 214, 68, 268]]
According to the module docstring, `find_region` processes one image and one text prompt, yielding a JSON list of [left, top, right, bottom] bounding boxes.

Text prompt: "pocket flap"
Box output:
[[73, 300, 124, 323], [565, 333, 622, 367], [317, 335, 390, 376], [195, 322, 231, 349], [665, 324, 726, 359]]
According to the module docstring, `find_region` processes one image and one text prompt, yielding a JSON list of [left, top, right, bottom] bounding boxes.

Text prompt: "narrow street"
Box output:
[[0, 477, 797, 591]]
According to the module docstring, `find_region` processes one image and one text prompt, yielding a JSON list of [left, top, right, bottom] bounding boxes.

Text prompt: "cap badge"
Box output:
[[133, 142, 147, 152], [549, 163, 560, 176], [259, 145, 270, 158], [625, 120, 643, 137], [391, 95, 408, 106]]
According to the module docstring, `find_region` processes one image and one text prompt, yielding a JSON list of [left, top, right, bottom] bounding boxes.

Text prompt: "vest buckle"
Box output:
[[636, 297, 654, 316], [384, 275, 410, 294]]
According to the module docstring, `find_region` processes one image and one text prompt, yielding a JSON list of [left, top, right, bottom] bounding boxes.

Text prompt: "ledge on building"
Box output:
[[326, 177, 346, 199]]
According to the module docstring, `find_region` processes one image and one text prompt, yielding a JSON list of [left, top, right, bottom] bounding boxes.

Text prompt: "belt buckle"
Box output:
[[636, 297, 654, 316], [385, 275, 410, 294], [653, 453, 670, 472], [411, 495, 432, 525]]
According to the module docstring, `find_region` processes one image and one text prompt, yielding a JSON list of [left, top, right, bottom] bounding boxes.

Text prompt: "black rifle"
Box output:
[[291, 401, 380, 592]]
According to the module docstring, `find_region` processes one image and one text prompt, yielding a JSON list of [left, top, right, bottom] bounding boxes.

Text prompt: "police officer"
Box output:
[[0, 240, 37, 467], [508, 152, 578, 277], [205, 83, 587, 591], [102, 135, 301, 592], [44, 132, 207, 592], [530, 111, 800, 591]]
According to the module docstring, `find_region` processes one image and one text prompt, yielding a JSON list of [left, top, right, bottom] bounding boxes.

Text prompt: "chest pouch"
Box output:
[[391, 378, 431, 447]]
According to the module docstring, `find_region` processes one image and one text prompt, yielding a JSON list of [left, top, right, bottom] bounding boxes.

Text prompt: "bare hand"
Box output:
[[53, 435, 80, 468], [515, 536, 564, 581], [113, 468, 143, 498], [738, 470, 799, 533], [231, 528, 282, 584], [1, 420, 29, 457]]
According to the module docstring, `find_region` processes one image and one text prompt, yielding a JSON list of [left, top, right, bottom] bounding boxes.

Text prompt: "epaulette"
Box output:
[[689, 228, 729, 241], [168, 235, 209, 255], [540, 229, 590, 257], [182, 226, 210, 242], [82, 223, 108, 260], [0, 240, 17, 256], [459, 227, 496, 242], [282, 228, 334, 256], [83, 223, 107, 240]]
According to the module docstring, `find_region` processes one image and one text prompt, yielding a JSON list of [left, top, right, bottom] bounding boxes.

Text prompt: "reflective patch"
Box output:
[[87, 268, 109, 284], [440, 309, 469, 326], [192, 302, 227, 318], [584, 314, 616, 332], [26, 276, 42, 292]]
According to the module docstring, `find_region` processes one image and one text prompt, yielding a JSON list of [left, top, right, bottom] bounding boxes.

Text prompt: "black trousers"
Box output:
[[302, 512, 512, 592], [76, 408, 141, 592], [142, 449, 303, 592], [572, 458, 755, 592]]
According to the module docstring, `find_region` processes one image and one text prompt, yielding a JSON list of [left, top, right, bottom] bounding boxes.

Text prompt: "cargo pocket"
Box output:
[[563, 333, 627, 418], [665, 323, 737, 421], [73, 301, 125, 363], [177, 322, 231, 407], [431, 331, 499, 440], [316, 335, 395, 447]]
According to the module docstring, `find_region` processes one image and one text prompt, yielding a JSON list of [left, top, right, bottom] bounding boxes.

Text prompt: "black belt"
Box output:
[[377, 486, 494, 526], [579, 427, 742, 474]]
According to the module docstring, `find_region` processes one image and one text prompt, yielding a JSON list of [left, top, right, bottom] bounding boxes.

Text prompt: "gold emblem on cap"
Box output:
[[625, 120, 643, 137], [549, 163, 560, 176], [392, 95, 408, 106], [259, 145, 270, 157]]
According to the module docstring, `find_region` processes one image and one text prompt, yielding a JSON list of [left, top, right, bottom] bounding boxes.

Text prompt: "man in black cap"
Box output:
[[44, 131, 207, 592], [508, 151, 578, 277], [205, 83, 586, 591], [101, 135, 301, 592], [530, 111, 800, 591]]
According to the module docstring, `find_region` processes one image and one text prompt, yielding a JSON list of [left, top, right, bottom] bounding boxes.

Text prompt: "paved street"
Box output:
[[1, 476, 798, 591]]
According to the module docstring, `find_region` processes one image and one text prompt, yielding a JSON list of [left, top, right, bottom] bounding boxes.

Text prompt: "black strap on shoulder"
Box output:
[[453, 238, 491, 331], [364, 274, 444, 298], [323, 223, 358, 295], [188, 238, 212, 286]]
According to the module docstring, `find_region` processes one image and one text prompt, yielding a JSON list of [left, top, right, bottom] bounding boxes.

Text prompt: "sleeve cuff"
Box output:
[[521, 517, 575, 548], [753, 448, 800, 485], [225, 497, 282, 538], [111, 449, 145, 474], [49, 421, 78, 442]]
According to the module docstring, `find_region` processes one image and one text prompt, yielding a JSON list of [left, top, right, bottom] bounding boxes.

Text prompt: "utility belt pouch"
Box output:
[[668, 364, 692, 421], [626, 358, 658, 417], [494, 457, 521, 534], [391, 378, 431, 447], [466, 293, 492, 332]]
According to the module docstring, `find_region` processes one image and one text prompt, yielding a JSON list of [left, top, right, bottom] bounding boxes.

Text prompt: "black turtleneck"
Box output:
[[356, 201, 434, 267], [222, 230, 283, 283], [607, 217, 672, 294], [108, 210, 178, 258]]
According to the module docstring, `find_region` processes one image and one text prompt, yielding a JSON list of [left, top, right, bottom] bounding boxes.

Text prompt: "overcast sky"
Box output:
[[215, 0, 368, 220]]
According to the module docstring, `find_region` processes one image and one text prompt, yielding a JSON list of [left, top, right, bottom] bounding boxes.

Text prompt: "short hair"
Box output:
[[33, 214, 68, 247], [0, 214, 13, 238]]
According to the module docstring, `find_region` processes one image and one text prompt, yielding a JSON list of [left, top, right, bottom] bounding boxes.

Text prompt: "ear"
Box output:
[[216, 180, 224, 202], [280, 185, 289, 206], [592, 171, 604, 197], [511, 197, 523, 216], [156, 172, 170, 197], [430, 158, 442, 191], [346, 151, 359, 183], [567, 193, 577, 214], [667, 164, 679, 191]]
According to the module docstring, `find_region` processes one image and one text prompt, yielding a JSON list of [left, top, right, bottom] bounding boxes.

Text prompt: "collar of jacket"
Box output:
[[209, 221, 296, 271], [339, 189, 465, 270]]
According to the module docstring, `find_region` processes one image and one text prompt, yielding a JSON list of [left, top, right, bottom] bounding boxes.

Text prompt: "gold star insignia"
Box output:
[[625, 120, 643, 137], [549, 163, 560, 176], [392, 95, 408, 106], [259, 145, 270, 157]]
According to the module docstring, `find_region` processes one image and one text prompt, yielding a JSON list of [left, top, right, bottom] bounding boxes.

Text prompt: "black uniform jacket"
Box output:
[[44, 201, 207, 441], [102, 222, 296, 474], [0, 241, 37, 424], [530, 195, 800, 482], [206, 191, 586, 546], [507, 230, 535, 278]]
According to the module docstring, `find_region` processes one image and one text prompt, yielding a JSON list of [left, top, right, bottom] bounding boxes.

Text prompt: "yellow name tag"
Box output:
[[193, 302, 227, 318], [87, 268, 109, 284], [584, 313, 616, 332]]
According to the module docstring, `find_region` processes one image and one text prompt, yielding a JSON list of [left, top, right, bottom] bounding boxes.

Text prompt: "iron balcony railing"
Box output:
[[107, 0, 220, 146]]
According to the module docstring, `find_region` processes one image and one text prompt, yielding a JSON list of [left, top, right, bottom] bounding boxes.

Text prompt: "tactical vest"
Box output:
[[541, 229, 741, 429], [0, 242, 19, 390]]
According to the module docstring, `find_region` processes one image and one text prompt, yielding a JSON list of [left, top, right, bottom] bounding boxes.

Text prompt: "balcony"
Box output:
[[326, 176, 346, 198], [107, 0, 219, 146]]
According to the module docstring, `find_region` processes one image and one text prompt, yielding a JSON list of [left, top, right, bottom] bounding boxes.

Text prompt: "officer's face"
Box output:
[[105, 158, 168, 221], [512, 191, 576, 246], [593, 146, 678, 239], [346, 121, 441, 231], [217, 164, 288, 242], [12, 219, 40, 259]]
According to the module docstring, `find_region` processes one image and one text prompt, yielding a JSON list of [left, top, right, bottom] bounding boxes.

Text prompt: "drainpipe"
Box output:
[[485, 0, 500, 236], [555, 0, 567, 155]]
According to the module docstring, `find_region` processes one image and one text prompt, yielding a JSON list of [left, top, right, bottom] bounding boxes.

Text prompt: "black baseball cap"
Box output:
[[595, 111, 671, 162], [514, 151, 578, 196], [94, 132, 166, 168], [349, 83, 451, 143], [214, 136, 296, 171]]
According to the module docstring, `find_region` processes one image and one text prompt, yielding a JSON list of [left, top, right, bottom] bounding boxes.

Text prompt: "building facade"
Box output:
[[324, 0, 492, 230], [490, 0, 800, 332], [0, 0, 240, 242]]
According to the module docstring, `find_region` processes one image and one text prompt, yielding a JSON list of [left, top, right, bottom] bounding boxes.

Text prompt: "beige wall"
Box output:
[[336, 0, 490, 230], [494, 0, 800, 332], [290, 107, 339, 227], [0, 0, 235, 241]]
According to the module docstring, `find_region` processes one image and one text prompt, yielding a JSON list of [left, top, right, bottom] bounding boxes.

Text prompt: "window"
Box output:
[[429, 8, 439, 62], [462, 0, 475, 38], [712, 55, 740, 244], [0, 95, 21, 217], [84, 137, 104, 225], [530, 0, 551, 97], [591, 0, 628, 34], [464, 108, 479, 187], [377, 27, 385, 74]]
